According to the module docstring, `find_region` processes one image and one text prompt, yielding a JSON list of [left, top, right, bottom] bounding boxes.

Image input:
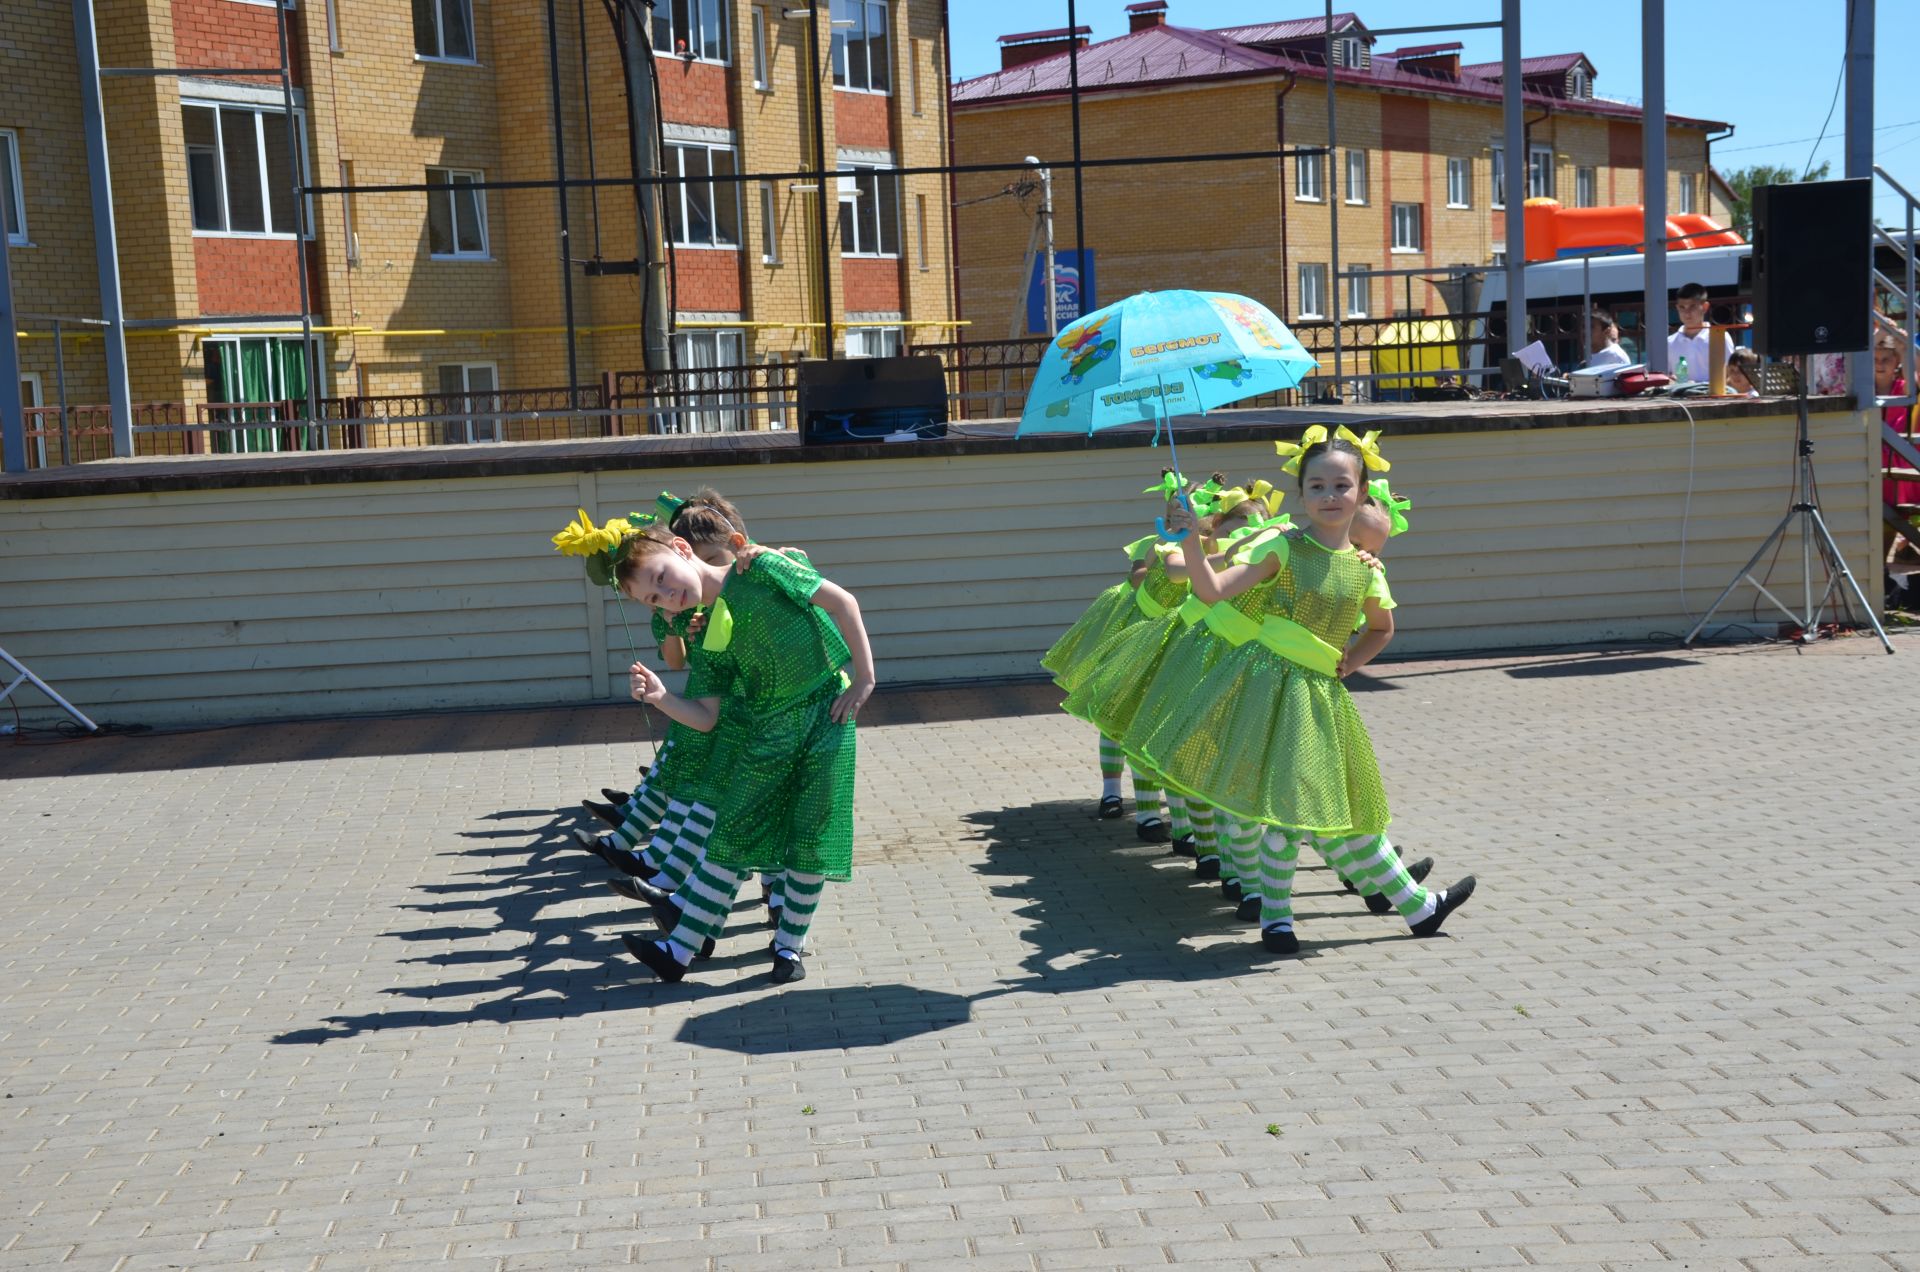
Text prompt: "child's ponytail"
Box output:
[[669, 487, 749, 548]]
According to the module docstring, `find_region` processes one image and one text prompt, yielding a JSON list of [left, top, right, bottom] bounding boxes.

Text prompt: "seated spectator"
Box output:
[[1668, 282, 1735, 382], [1583, 309, 1631, 370], [1724, 347, 1762, 396]]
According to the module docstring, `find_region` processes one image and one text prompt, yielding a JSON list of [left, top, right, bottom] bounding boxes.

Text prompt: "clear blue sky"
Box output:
[[948, 0, 1920, 218]]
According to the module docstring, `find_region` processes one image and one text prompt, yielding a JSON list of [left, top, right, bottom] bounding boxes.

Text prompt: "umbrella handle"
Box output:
[[1155, 376, 1190, 541]]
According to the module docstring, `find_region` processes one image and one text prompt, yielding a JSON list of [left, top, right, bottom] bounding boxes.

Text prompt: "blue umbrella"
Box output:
[[1017, 289, 1319, 464]]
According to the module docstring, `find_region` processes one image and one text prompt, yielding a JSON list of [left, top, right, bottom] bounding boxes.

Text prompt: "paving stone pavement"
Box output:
[[2, 637, 1918, 1271]]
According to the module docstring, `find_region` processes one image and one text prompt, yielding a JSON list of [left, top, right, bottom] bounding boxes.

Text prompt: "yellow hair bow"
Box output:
[[1246, 478, 1285, 519], [1272, 425, 1390, 476]]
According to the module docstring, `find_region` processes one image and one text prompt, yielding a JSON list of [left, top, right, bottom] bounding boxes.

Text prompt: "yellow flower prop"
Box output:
[[551, 508, 628, 558], [1273, 425, 1391, 476]]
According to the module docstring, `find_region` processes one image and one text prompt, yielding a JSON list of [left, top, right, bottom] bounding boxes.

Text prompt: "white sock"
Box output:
[[1101, 776, 1122, 799]]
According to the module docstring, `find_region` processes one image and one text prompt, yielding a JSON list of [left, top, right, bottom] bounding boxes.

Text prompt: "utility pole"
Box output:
[[1028, 158, 1058, 336], [0, 220, 25, 473], [72, 0, 133, 457], [1844, 0, 1875, 406], [1501, 0, 1527, 362], [619, 0, 672, 375], [1640, 0, 1668, 373]]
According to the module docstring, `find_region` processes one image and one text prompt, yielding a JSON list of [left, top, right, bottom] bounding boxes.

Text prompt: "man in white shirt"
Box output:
[[1667, 282, 1734, 381], [1583, 308, 1632, 369]]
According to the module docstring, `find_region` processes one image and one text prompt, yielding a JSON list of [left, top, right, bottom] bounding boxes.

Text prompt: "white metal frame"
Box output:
[[0, 128, 27, 245], [1297, 262, 1327, 319], [1390, 202, 1422, 253], [1575, 165, 1596, 208], [1344, 263, 1368, 319], [0, 646, 98, 735], [751, 6, 771, 89], [832, 0, 891, 94], [1445, 155, 1470, 209], [837, 162, 900, 258], [1344, 149, 1367, 205], [666, 142, 743, 249], [1294, 150, 1324, 203], [437, 361, 500, 443], [18, 371, 43, 468], [1527, 142, 1554, 199], [182, 99, 312, 238], [426, 166, 490, 259], [416, 0, 478, 63], [759, 180, 780, 262], [654, 0, 732, 66]]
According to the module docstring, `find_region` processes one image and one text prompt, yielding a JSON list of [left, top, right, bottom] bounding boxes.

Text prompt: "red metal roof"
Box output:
[[1461, 53, 1596, 78], [952, 20, 1727, 129], [1383, 42, 1464, 59], [1125, 2, 1169, 12], [998, 25, 1092, 46], [1212, 14, 1366, 44]]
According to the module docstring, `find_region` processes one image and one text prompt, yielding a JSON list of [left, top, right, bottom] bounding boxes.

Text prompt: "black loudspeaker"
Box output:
[[797, 355, 948, 445], [1750, 178, 1872, 357]]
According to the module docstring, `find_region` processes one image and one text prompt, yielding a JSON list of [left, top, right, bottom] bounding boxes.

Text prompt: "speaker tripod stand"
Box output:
[[0, 646, 99, 733], [1683, 384, 1894, 654]]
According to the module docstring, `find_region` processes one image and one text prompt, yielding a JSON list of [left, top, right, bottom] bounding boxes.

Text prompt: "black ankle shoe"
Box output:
[[1098, 794, 1124, 819], [583, 799, 625, 829], [608, 877, 669, 905], [646, 890, 687, 938], [1406, 856, 1434, 885], [572, 826, 649, 878], [1136, 817, 1171, 844], [1194, 856, 1221, 880], [622, 934, 686, 982], [1412, 876, 1476, 937], [1363, 889, 1393, 915], [1235, 895, 1263, 922], [1222, 879, 1244, 901], [601, 787, 633, 807], [770, 950, 807, 983], [1170, 834, 1199, 858], [1260, 924, 1300, 955], [1342, 877, 1358, 894]]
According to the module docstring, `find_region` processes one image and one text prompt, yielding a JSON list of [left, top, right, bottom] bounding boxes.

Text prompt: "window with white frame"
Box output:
[[1446, 156, 1470, 208], [838, 164, 900, 256], [1491, 145, 1505, 208], [437, 362, 499, 444], [751, 7, 770, 89], [763, 351, 788, 428], [1569, 67, 1590, 99], [669, 330, 746, 432], [915, 193, 928, 271], [1295, 151, 1324, 202], [184, 103, 308, 237], [1677, 171, 1696, 214], [846, 326, 903, 358], [414, 0, 476, 61], [1575, 166, 1596, 208], [326, 0, 343, 53], [1334, 36, 1361, 68], [426, 167, 489, 257], [1345, 263, 1368, 318], [652, 0, 730, 64], [759, 181, 779, 262], [666, 142, 742, 248], [910, 38, 923, 114], [205, 335, 321, 453], [1, 129, 26, 244], [1345, 149, 1366, 204], [1391, 202, 1422, 252], [832, 0, 890, 94], [1491, 243, 1507, 266], [1297, 263, 1327, 319], [1528, 144, 1554, 199]]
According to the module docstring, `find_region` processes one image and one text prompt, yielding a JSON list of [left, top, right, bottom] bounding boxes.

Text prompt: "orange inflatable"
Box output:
[[1521, 196, 1743, 262]]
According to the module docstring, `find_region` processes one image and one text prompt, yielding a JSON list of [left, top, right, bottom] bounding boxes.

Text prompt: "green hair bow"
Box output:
[[1368, 479, 1411, 537]]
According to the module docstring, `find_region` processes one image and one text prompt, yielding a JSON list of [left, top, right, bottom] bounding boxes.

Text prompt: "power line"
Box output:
[[1716, 117, 1920, 156]]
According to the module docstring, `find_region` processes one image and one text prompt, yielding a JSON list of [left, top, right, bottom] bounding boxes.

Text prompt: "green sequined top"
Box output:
[[1235, 527, 1395, 643], [684, 550, 851, 710], [1137, 543, 1191, 613], [650, 606, 697, 645]]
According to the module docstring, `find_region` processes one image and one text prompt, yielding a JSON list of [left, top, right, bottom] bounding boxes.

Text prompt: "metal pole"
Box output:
[[804, 2, 835, 358], [273, 0, 321, 440], [1640, 0, 1668, 372], [545, 0, 581, 408], [53, 320, 71, 465], [576, 0, 601, 258], [1325, 0, 1342, 399], [0, 226, 24, 473], [72, 0, 133, 457], [619, 0, 672, 374], [1844, 0, 1875, 407], [1582, 254, 1592, 365], [1066, 0, 1087, 278], [1501, 0, 1526, 361], [1036, 162, 1058, 336]]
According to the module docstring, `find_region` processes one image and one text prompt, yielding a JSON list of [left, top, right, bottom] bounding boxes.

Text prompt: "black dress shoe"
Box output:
[[1222, 879, 1244, 901], [770, 950, 807, 983], [622, 934, 685, 982], [1235, 895, 1263, 922], [1261, 924, 1300, 955], [1412, 876, 1476, 937], [1364, 889, 1393, 915], [583, 799, 626, 829], [1098, 795, 1125, 819], [572, 826, 649, 877], [1407, 856, 1434, 884], [601, 787, 633, 807], [646, 890, 687, 938], [1194, 856, 1221, 881], [1137, 818, 1171, 844], [608, 877, 670, 905]]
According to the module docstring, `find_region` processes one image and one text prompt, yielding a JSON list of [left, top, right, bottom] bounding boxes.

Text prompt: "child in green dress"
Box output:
[[616, 519, 876, 984], [1155, 437, 1475, 955]]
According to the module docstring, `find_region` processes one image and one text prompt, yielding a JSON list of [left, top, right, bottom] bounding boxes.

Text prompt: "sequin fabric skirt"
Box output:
[[695, 676, 857, 881], [1129, 643, 1389, 834], [1060, 612, 1188, 743], [649, 720, 719, 795], [1041, 582, 1140, 692]]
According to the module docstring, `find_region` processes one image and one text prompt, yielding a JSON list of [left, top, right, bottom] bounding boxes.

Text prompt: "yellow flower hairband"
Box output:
[[1273, 425, 1391, 476], [1205, 478, 1286, 523], [551, 508, 630, 558]]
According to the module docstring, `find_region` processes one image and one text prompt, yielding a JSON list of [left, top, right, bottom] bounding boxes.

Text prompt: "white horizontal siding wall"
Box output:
[[0, 409, 1878, 727]]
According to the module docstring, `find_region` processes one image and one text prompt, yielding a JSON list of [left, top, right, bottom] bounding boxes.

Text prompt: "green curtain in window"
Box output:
[[275, 340, 309, 451]]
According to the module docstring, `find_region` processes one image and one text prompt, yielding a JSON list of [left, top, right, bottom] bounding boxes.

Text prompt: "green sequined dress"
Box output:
[[683, 551, 857, 881], [643, 607, 727, 794], [1057, 544, 1203, 731], [1040, 536, 1159, 691], [1129, 528, 1396, 835]]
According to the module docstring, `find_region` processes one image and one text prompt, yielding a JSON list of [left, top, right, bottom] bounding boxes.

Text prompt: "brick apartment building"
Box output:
[[950, 2, 1729, 341], [2, 0, 957, 450]]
